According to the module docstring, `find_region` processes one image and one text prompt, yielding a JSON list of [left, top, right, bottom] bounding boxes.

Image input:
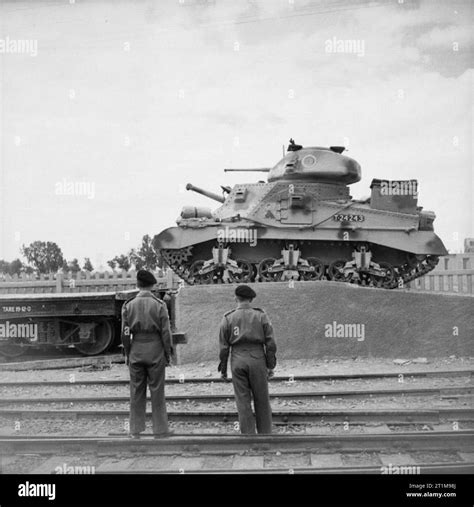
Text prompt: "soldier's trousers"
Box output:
[[230, 346, 272, 434], [128, 335, 168, 435]]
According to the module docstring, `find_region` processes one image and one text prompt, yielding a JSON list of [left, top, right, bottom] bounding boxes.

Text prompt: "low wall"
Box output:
[[0, 269, 177, 294], [176, 281, 474, 363]]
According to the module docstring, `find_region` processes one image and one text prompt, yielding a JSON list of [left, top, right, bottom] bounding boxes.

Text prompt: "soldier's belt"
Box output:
[[132, 332, 160, 342], [231, 343, 264, 350]]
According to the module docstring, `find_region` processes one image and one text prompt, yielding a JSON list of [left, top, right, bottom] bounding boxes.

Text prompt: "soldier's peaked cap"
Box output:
[[235, 285, 256, 299], [137, 269, 157, 286]]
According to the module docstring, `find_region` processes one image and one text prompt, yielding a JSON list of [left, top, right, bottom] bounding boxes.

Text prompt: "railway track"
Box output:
[[1, 407, 473, 425], [2, 430, 473, 454], [0, 384, 472, 405], [101, 463, 474, 474], [1, 431, 473, 474], [0, 353, 123, 372], [2, 367, 472, 474], [0, 367, 472, 387]]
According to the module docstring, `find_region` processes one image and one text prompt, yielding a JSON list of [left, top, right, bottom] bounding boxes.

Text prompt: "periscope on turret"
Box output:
[[153, 140, 447, 288]]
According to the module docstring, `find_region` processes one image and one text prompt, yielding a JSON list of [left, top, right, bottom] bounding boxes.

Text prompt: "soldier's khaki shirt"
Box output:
[[121, 290, 172, 357], [219, 302, 277, 371]]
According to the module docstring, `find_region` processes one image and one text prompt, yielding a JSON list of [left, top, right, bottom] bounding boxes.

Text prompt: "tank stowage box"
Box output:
[[154, 140, 447, 289]]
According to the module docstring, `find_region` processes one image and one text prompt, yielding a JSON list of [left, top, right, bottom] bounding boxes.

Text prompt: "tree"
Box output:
[[9, 259, 23, 275], [67, 258, 81, 273], [21, 241, 65, 274], [0, 259, 23, 275], [23, 265, 35, 274], [108, 234, 163, 273], [83, 258, 94, 272], [129, 249, 144, 270], [130, 234, 162, 270], [110, 254, 130, 271]]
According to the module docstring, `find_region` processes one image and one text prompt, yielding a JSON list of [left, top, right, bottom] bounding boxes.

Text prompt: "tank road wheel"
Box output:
[[358, 272, 373, 287], [75, 318, 114, 356], [258, 258, 282, 282], [377, 262, 396, 289], [229, 259, 253, 283], [300, 257, 325, 281], [327, 260, 348, 282], [0, 344, 25, 358], [189, 260, 213, 285]]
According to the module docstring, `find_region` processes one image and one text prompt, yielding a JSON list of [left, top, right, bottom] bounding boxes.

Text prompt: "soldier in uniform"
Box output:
[[218, 285, 277, 434], [121, 270, 173, 438]]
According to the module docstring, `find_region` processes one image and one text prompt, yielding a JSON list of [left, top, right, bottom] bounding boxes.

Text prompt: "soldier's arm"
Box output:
[[218, 316, 230, 374], [121, 303, 131, 359], [158, 303, 173, 360], [262, 313, 277, 369]]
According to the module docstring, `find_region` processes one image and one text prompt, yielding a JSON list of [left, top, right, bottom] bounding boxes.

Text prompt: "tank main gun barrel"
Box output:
[[224, 168, 270, 172], [186, 183, 225, 203]]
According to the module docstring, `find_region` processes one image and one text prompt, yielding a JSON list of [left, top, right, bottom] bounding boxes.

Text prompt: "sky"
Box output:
[[0, 0, 472, 270]]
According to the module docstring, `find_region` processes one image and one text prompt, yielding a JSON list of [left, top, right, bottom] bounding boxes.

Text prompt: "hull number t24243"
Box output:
[[333, 214, 365, 222]]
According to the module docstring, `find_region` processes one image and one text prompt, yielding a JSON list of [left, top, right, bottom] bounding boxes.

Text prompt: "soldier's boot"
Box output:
[[153, 430, 174, 439]]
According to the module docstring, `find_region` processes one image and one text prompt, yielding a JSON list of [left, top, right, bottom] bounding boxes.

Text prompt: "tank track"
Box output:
[[161, 248, 439, 289], [161, 247, 195, 284], [394, 254, 439, 289]]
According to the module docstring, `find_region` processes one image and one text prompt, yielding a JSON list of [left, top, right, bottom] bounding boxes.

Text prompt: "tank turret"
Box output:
[[154, 140, 447, 288], [267, 146, 361, 184]]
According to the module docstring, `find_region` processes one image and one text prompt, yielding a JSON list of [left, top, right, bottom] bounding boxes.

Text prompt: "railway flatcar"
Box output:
[[0, 289, 185, 358]]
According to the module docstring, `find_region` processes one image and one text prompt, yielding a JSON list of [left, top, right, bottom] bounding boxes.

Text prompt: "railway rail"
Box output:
[[0, 353, 123, 372], [0, 385, 472, 405], [100, 462, 474, 474], [1, 367, 472, 387], [2, 431, 473, 473], [2, 429, 473, 453], [2, 431, 473, 468], [1, 407, 473, 425]]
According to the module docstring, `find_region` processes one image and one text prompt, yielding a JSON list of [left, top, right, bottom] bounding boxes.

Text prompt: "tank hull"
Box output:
[[154, 225, 447, 256]]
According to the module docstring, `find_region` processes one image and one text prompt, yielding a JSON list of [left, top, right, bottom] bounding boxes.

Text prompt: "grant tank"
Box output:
[[153, 140, 447, 288]]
